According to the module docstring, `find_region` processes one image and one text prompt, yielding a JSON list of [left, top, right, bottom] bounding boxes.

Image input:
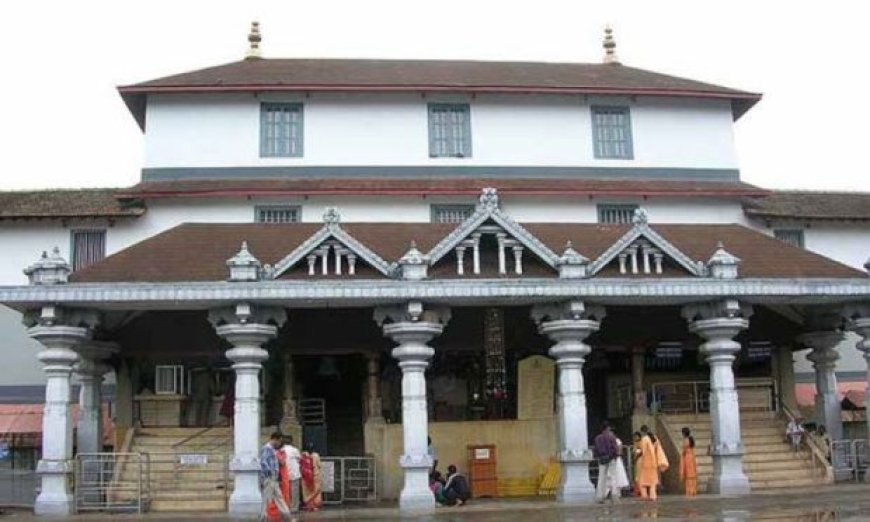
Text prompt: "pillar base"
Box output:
[[556, 456, 595, 504], [398, 458, 434, 513], [709, 453, 751, 495], [228, 459, 262, 516], [34, 460, 74, 516]]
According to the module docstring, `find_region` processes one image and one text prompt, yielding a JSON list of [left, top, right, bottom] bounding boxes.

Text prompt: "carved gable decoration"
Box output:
[[588, 209, 706, 277], [270, 208, 392, 278], [426, 188, 560, 276]]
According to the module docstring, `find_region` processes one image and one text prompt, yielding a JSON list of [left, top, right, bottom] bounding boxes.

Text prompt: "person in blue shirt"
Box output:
[[259, 432, 290, 521]]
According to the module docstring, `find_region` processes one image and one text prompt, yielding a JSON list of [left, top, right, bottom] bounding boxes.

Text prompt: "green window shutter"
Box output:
[[260, 103, 304, 157], [428, 103, 471, 158], [591, 106, 633, 160]]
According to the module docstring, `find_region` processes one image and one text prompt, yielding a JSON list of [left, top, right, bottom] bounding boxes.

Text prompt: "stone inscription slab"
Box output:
[[517, 355, 555, 420]]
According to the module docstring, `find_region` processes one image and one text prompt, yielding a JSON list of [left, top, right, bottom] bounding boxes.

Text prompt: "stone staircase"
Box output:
[[117, 427, 233, 512], [658, 411, 827, 492]]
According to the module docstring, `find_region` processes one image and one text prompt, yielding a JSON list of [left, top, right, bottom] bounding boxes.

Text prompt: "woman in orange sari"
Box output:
[[680, 427, 698, 496], [301, 444, 323, 511], [635, 425, 659, 501], [266, 440, 291, 521]]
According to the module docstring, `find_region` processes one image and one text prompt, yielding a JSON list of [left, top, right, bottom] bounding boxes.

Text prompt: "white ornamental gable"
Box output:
[[588, 208, 706, 277], [270, 208, 392, 278]]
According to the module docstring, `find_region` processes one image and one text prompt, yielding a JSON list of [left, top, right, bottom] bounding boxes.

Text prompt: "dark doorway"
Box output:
[[296, 355, 366, 456]]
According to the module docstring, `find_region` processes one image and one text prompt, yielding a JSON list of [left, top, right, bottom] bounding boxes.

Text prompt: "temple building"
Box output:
[[1, 23, 869, 516]]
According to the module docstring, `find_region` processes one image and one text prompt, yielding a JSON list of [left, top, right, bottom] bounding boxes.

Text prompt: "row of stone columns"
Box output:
[[27, 299, 870, 516]]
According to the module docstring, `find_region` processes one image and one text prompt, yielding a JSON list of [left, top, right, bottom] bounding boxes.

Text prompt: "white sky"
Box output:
[[0, 0, 868, 191]]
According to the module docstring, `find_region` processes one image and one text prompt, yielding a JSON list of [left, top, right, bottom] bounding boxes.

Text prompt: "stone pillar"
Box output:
[[74, 342, 117, 455], [802, 331, 845, 441], [843, 303, 870, 459], [113, 359, 134, 447], [532, 301, 604, 504], [631, 346, 647, 415], [374, 302, 450, 513], [775, 346, 799, 412], [279, 354, 302, 442], [683, 300, 751, 495], [210, 303, 286, 517], [366, 353, 385, 423], [25, 306, 97, 516]]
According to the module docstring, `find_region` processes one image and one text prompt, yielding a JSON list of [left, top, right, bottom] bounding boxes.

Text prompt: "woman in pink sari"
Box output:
[[300, 444, 323, 511]]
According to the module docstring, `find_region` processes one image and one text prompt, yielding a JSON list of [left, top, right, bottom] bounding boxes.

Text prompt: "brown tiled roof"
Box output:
[[0, 189, 145, 220], [122, 178, 768, 199], [70, 222, 862, 283], [744, 190, 870, 221], [118, 58, 761, 127]]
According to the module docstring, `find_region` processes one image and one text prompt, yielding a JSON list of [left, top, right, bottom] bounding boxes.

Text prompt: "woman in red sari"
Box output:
[[301, 444, 323, 511], [266, 440, 291, 521]]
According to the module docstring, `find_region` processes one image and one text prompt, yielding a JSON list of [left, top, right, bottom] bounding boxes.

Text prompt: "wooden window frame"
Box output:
[[260, 102, 304, 158], [591, 105, 634, 160], [428, 103, 472, 158]]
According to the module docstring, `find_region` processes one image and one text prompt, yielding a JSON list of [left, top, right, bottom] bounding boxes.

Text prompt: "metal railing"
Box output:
[[650, 379, 775, 415], [827, 439, 870, 482], [782, 404, 834, 482], [320, 456, 377, 504], [75, 452, 147, 514], [143, 451, 229, 510]]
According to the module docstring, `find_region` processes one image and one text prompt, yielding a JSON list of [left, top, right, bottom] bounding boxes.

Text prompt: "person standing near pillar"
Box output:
[[635, 425, 659, 501], [282, 435, 302, 513]]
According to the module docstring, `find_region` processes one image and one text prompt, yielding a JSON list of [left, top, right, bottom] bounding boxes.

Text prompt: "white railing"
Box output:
[[75, 452, 147, 514]]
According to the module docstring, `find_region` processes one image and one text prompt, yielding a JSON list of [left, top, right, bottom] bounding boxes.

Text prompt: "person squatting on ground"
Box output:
[[441, 465, 471, 506], [259, 432, 291, 521]]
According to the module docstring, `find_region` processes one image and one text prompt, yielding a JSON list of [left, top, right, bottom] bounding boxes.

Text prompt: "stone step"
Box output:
[[148, 496, 228, 513]]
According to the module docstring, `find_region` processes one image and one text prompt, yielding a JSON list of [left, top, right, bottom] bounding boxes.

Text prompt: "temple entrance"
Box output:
[[296, 355, 366, 456]]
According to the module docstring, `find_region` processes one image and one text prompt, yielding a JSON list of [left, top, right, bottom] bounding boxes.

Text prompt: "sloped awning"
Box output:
[[0, 404, 114, 446]]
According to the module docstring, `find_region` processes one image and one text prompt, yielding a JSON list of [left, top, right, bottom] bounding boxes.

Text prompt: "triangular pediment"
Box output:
[[270, 210, 392, 278], [588, 213, 705, 277], [426, 189, 559, 276]]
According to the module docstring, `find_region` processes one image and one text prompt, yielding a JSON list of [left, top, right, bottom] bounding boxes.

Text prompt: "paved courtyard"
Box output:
[[3, 484, 870, 521]]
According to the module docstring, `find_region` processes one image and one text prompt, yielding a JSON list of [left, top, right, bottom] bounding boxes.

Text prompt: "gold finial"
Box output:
[[602, 24, 619, 64], [246, 21, 262, 60]]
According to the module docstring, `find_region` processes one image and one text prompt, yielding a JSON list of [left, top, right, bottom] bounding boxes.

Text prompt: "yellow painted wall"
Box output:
[[368, 417, 557, 499]]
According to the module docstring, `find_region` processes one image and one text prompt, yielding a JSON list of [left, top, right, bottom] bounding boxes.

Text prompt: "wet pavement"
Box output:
[[3, 484, 869, 520]]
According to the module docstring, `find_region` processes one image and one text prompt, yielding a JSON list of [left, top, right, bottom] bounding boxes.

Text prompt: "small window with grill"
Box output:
[[428, 104, 472, 158], [70, 229, 106, 271], [592, 106, 634, 159], [431, 204, 475, 224], [597, 204, 639, 224], [255, 206, 301, 223], [774, 229, 804, 248], [260, 103, 304, 157]]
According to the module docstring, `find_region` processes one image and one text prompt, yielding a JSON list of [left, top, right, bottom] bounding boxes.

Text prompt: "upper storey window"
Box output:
[[70, 229, 106, 271], [597, 204, 639, 224], [591, 106, 633, 160], [260, 103, 304, 157], [428, 103, 472, 158], [256, 205, 301, 223], [431, 204, 475, 224]]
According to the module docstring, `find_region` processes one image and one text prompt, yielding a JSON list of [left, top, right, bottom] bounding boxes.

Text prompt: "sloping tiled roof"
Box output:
[[118, 58, 761, 127], [0, 189, 144, 220], [744, 190, 870, 221], [70, 222, 862, 283], [122, 178, 768, 199]]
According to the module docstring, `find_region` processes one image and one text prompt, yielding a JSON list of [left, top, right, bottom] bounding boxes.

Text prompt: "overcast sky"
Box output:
[[1, 1, 867, 191]]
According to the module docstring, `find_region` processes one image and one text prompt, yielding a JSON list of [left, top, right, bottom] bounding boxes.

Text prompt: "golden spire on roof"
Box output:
[[602, 24, 619, 65], [246, 21, 262, 60]]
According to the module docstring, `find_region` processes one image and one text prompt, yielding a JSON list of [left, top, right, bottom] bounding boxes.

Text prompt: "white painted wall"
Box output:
[[143, 93, 738, 170]]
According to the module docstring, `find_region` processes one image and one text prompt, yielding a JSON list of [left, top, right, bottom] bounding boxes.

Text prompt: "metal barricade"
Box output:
[[143, 451, 229, 511], [853, 440, 869, 481], [74, 452, 146, 514], [320, 456, 377, 504], [830, 440, 855, 482], [650, 381, 711, 414]]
